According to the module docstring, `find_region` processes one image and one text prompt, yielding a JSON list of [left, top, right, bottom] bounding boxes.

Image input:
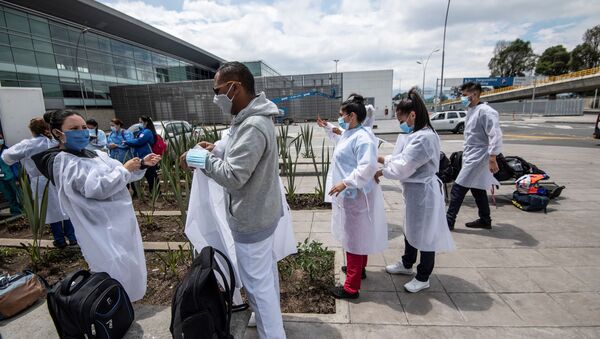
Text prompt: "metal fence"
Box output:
[[109, 73, 343, 127], [488, 98, 584, 117]]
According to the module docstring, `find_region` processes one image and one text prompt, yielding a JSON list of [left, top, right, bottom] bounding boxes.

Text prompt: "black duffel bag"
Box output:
[[47, 270, 134, 339]]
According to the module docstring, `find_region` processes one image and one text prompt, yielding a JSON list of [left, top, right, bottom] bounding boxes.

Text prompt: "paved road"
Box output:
[[377, 119, 599, 148]]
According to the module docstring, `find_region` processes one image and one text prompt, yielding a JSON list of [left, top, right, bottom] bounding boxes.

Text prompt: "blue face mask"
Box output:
[[64, 129, 90, 152], [338, 117, 348, 130], [110, 126, 117, 132], [399, 122, 413, 134], [460, 96, 471, 108]]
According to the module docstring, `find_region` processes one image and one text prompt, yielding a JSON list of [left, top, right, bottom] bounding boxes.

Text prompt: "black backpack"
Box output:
[[493, 153, 515, 181], [505, 156, 545, 178], [512, 191, 550, 213], [170, 246, 235, 339], [449, 151, 463, 181], [437, 152, 454, 183], [47, 270, 134, 339]]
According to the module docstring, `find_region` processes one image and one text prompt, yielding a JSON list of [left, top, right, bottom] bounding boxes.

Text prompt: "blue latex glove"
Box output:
[[186, 148, 209, 169]]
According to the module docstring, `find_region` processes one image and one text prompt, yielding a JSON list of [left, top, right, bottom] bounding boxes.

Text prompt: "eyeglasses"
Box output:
[[213, 81, 239, 95]]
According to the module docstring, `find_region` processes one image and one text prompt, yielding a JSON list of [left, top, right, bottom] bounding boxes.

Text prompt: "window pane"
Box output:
[[5, 12, 30, 33], [0, 79, 19, 87], [88, 61, 103, 74], [97, 36, 111, 52], [18, 73, 39, 81], [12, 48, 36, 66], [41, 83, 62, 97], [68, 29, 83, 44], [9, 34, 33, 49], [0, 46, 12, 63], [33, 39, 52, 52], [49, 23, 69, 42], [103, 63, 115, 76], [39, 75, 59, 83], [29, 18, 50, 37], [0, 31, 8, 45], [0, 10, 6, 28], [152, 52, 167, 66], [0, 71, 17, 80], [36, 52, 56, 69], [55, 54, 74, 70], [110, 39, 133, 58], [84, 33, 100, 50], [134, 47, 151, 63], [447, 112, 458, 119], [19, 81, 41, 88]]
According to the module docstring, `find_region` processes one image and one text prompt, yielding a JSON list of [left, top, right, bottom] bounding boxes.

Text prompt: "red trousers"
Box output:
[[344, 252, 368, 294]]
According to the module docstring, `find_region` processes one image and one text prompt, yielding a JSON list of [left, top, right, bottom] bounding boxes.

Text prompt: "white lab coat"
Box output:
[[330, 126, 387, 255], [455, 103, 503, 190], [185, 131, 296, 304], [1, 137, 67, 224], [51, 151, 147, 301], [382, 128, 455, 252]]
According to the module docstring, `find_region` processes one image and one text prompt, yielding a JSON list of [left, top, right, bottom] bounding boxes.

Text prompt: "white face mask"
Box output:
[[213, 83, 236, 115]]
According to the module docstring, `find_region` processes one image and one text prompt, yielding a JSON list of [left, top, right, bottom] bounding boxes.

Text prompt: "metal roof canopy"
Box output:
[[5, 0, 225, 70]]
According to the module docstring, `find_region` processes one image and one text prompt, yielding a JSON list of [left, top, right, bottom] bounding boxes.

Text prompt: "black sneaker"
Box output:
[[465, 219, 492, 229], [53, 240, 67, 249], [329, 286, 359, 299], [68, 239, 78, 246], [341, 266, 367, 279], [447, 218, 455, 231]]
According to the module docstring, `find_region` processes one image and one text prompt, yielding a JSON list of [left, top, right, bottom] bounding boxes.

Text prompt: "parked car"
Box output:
[[429, 111, 466, 134], [128, 120, 193, 142]]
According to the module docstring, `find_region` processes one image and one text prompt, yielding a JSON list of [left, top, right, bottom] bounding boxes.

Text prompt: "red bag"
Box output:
[[152, 134, 167, 155]]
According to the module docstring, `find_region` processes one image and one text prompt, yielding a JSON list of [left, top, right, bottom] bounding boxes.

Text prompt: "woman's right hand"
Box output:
[[316, 116, 327, 128], [108, 143, 117, 150], [124, 157, 142, 172], [198, 141, 215, 152], [374, 169, 384, 184]]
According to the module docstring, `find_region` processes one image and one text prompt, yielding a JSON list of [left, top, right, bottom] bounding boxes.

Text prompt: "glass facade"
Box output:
[[0, 5, 216, 108], [243, 61, 281, 77]]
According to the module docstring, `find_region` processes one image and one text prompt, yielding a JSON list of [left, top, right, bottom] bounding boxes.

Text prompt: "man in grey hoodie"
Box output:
[[181, 62, 285, 338]]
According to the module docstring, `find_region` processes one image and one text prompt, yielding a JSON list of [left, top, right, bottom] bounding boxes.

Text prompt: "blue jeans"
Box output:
[[50, 219, 76, 245]]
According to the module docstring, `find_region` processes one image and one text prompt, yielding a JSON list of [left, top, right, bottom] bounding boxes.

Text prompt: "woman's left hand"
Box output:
[[143, 153, 162, 166], [328, 182, 347, 197]]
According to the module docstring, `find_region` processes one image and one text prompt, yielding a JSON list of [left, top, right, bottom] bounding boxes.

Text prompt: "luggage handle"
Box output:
[[61, 270, 91, 295]]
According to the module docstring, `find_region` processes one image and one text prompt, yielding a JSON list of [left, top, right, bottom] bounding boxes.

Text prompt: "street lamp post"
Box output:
[[333, 59, 340, 73], [417, 48, 440, 98], [75, 27, 89, 118], [439, 0, 451, 110]]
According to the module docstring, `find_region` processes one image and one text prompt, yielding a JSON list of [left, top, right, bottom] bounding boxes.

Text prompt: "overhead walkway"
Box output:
[[441, 67, 600, 109]]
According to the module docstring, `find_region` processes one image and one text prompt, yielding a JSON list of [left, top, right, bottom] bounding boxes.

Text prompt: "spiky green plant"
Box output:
[[18, 170, 49, 268]]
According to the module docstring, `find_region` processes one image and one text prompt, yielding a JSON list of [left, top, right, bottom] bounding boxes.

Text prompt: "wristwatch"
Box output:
[[140, 158, 148, 169]]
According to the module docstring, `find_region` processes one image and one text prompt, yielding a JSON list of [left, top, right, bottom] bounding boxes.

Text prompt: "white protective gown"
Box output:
[[455, 103, 503, 190], [185, 130, 297, 304], [382, 128, 455, 252], [51, 151, 147, 301], [330, 126, 387, 255], [1, 137, 67, 224]]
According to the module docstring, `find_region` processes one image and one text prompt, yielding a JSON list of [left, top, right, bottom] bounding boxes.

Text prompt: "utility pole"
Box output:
[[333, 59, 340, 73], [439, 0, 451, 106], [75, 27, 89, 118]]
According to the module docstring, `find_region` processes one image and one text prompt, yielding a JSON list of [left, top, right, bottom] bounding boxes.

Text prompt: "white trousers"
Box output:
[[235, 233, 286, 339]]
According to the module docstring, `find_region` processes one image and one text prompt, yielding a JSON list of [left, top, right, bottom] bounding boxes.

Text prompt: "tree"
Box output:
[[583, 25, 600, 51], [535, 45, 570, 76], [568, 43, 600, 71], [488, 39, 536, 77]]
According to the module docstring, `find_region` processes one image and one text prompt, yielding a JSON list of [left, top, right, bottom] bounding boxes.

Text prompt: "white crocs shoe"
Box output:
[[404, 277, 430, 293], [247, 312, 256, 327], [385, 261, 414, 275]]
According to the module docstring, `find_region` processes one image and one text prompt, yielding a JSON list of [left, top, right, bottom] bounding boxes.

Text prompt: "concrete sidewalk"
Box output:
[[2, 123, 600, 338]]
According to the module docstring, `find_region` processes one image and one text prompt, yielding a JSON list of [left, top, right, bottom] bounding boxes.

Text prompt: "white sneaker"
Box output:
[[385, 261, 413, 275], [404, 277, 430, 293], [247, 312, 256, 327]]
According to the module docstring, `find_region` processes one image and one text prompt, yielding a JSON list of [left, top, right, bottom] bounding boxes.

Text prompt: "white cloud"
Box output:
[[100, 0, 600, 93]]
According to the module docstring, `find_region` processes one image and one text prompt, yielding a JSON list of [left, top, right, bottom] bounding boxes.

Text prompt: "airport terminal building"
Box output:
[[0, 0, 223, 117]]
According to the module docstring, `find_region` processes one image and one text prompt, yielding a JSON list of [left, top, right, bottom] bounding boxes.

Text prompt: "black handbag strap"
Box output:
[[211, 247, 236, 335], [60, 270, 91, 295]]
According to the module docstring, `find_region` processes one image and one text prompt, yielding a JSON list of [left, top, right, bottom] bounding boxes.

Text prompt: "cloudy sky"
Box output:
[[99, 0, 599, 94]]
